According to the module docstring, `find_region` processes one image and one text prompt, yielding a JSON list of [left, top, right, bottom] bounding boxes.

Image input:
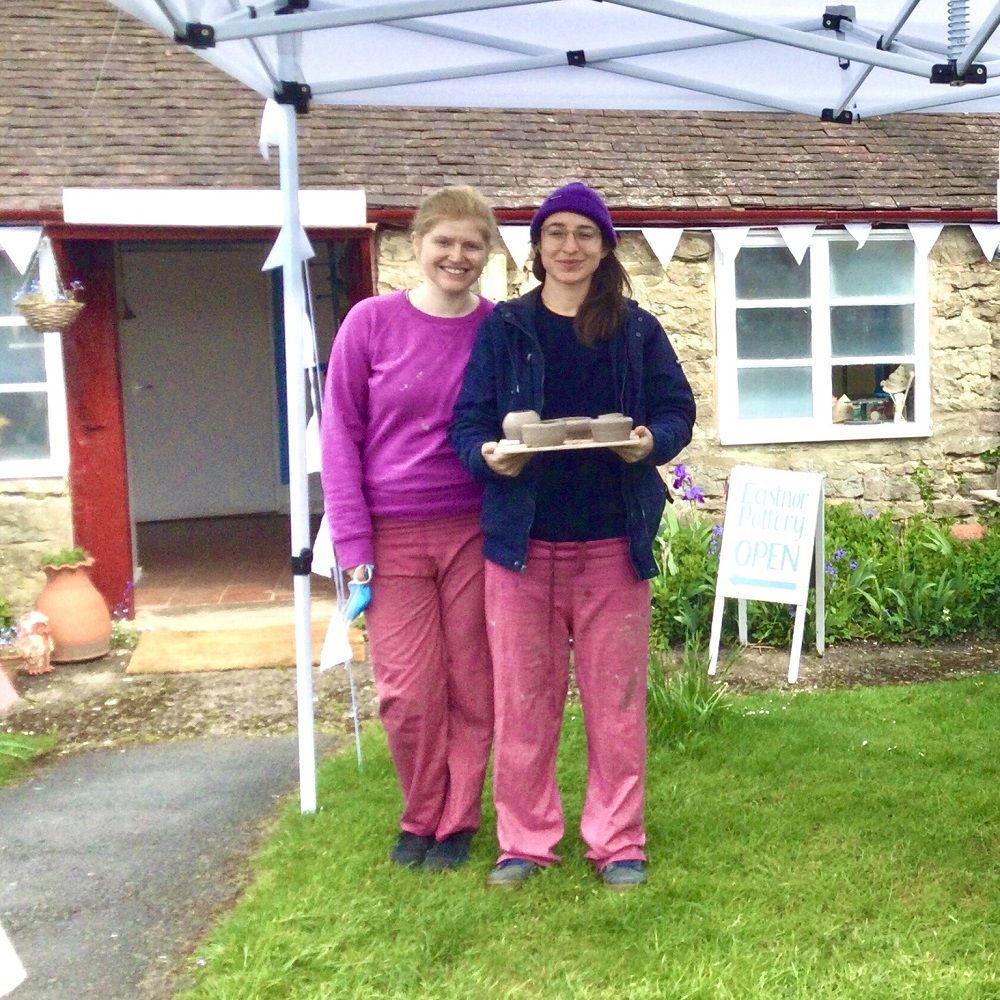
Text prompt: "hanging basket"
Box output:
[[13, 235, 85, 333], [15, 292, 85, 333]]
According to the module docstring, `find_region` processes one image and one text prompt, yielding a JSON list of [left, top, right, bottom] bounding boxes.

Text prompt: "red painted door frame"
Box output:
[[55, 239, 134, 616]]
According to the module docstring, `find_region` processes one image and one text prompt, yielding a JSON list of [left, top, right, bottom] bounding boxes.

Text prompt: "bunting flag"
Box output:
[[970, 223, 1000, 261], [907, 222, 944, 260], [258, 99, 283, 161], [777, 224, 816, 265], [305, 412, 322, 474], [843, 222, 872, 248], [262, 224, 314, 270], [0, 226, 42, 274], [711, 227, 750, 267], [311, 512, 336, 578], [641, 228, 684, 269], [499, 226, 532, 270]]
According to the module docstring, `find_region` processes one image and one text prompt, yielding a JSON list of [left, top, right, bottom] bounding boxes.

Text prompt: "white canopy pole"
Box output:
[[276, 102, 318, 815]]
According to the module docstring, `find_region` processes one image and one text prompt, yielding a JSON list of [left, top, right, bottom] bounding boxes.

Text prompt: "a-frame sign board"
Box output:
[[708, 466, 826, 684]]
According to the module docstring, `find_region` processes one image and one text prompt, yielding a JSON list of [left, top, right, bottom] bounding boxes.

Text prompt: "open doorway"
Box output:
[[117, 236, 370, 609]]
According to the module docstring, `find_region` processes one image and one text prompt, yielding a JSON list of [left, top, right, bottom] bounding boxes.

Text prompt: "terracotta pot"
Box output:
[[34, 558, 112, 663], [949, 523, 985, 543]]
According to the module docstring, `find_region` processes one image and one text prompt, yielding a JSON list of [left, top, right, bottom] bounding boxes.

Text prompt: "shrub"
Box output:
[[650, 495, 1000, 650]]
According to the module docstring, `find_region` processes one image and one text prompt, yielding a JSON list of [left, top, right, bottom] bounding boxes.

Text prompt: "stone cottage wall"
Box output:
[[372, 225, 1000, 522], [0, 479, 73, 612]]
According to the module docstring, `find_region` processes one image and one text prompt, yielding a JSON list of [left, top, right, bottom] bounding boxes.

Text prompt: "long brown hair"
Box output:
[[531, 241, 632, 346]]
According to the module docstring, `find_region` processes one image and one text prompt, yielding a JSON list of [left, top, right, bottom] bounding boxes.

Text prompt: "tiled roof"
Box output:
[[2, 1, 997, 218]]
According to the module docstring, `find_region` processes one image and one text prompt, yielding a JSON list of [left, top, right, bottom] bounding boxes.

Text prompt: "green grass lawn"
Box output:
[[177, 676, 1000, 1000], [0, 731, 57, 788]]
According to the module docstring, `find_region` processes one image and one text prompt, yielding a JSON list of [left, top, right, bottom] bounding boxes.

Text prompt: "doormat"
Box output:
[[126, 622, 365, 675]]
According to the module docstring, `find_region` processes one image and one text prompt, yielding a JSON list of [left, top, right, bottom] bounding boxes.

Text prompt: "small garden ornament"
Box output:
[[15, 610, 54, 675]]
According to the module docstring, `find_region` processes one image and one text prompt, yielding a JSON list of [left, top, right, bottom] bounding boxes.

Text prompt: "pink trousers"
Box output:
[[485, 537, 650, 869], [366, 511, 493, 840]]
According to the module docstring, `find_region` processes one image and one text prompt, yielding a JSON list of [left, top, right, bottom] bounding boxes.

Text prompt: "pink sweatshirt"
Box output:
[[321, 290, 493, 568]]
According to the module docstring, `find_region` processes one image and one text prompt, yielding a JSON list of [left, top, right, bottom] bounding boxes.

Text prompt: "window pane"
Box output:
[[735, 245, 810, 299], [0, 391, 50, 461], [0, 325, 46, 383], [831, 305, 913, 357], [0, 261, 24, 316], [737, 367, 813, 419], [830, 240, 913, 297], [736, 307, 811, 359]]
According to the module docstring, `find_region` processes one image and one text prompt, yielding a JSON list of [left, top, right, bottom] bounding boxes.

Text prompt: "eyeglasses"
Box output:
[[539, 225, 602, 247]]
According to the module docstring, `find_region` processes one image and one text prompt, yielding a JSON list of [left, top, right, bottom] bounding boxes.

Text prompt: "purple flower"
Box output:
[[672, 464, 688, 490], [711, 523, 723, 537], [850, 559, 857, 570], [864, 509, 877, 519], [834, 548, 846, 561], [708, 539, 719, 555], [681, 484, 705, 504], [824, 562, 837, 578]]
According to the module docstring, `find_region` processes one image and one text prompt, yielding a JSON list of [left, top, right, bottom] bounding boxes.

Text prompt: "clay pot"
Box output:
[[34, 558, 112, 663], [590, 415, 633, 442], [501, 410, 541, 442], [564, 416, 593, 439], [522, 420, 567, 447], [950, 523, 986, 543]]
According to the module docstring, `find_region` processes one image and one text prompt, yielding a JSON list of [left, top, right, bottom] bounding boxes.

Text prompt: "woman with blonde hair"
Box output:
[[322, 185, 499, 870]]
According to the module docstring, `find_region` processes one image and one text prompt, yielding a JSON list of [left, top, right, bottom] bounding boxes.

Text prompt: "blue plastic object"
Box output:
[[342, 579, 372, 623]]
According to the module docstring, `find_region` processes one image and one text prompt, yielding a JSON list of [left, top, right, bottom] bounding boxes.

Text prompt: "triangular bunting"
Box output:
[[843, 223, 872, 248], [262, 223, 315, 271], [907, 222, 944, 260], [499, 226, 532, 271], [0, 226, 42, 274], [712, 227, 751, 267], [777, 224, 816, 265], [305, 412, 322, 474], [970, 223, 1000, 261], [258, 99, 283, 161], [641, 228, 684, 269], [311, 513, 336, 578]]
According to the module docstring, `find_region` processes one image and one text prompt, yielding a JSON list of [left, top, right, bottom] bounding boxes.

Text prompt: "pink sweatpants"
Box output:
[[485, 537, 650, 869], [366, 511, 493, 840]]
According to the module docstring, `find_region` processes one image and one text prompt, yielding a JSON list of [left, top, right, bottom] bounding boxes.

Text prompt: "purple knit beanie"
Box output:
[[529, 182, 618, 247]]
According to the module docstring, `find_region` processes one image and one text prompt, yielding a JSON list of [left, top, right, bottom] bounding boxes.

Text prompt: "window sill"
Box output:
[[720, 421, 931, 446], [0, 460, 68, 480]]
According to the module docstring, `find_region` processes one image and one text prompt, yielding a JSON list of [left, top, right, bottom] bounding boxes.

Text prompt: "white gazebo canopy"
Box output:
[[113, 1, 1000, 119]]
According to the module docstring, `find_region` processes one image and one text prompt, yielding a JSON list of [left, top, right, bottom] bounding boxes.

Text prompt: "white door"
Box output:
[[119, 243, 281, 521]]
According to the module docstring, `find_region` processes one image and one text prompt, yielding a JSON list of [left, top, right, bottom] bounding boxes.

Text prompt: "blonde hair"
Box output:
[[411, 185, 499, 248]]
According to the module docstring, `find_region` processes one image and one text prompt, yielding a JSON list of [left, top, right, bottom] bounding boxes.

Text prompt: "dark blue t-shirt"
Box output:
[[529, 299, 628, 542]]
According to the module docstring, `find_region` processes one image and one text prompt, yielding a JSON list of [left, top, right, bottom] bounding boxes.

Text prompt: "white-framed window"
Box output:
[[715, 229, 928, 445], [0, 257, 69, 478]]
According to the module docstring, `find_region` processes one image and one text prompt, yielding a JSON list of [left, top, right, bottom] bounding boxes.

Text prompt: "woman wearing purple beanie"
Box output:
[[451, 182, 695, 890]]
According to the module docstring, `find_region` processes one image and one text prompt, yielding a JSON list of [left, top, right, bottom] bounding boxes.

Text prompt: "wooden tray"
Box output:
[[496, 434, 639, 454]]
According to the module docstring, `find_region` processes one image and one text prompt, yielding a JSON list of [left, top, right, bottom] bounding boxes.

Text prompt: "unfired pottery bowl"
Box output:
[[564, 416, 593, 439], [522, 420, 567, 447], [590, 416, 633, 442], [501, 409, 541, 441]]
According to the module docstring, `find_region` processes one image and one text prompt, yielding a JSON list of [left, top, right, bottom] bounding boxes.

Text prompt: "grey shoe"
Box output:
[[390, 832, 435, 867], [486, 858, 539, 888], [423, 830, 475, 871], [601, 860, 647, 889]]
